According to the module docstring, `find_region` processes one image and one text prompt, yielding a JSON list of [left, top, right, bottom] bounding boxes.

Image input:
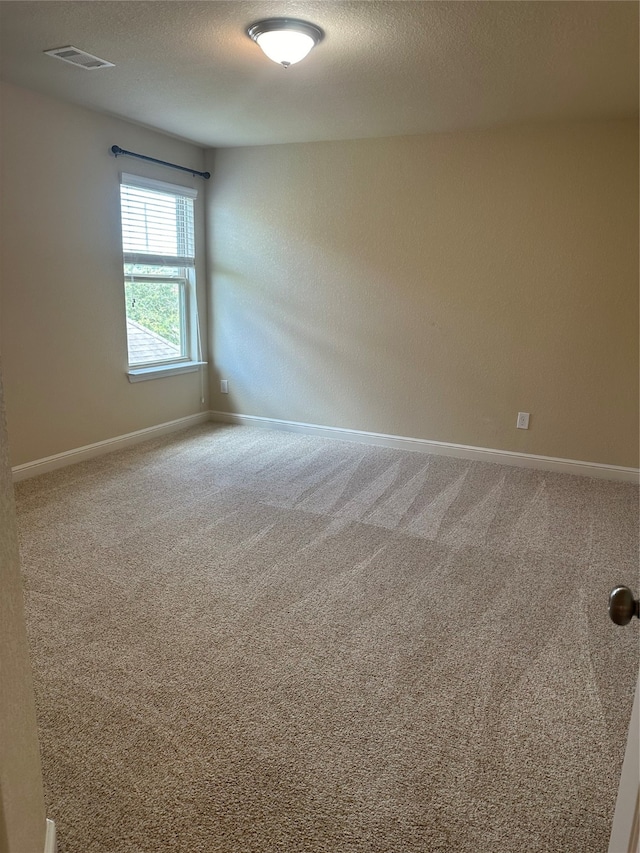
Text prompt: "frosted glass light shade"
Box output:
[[247, 19, 324, 68], [255, 31, 315, 66]]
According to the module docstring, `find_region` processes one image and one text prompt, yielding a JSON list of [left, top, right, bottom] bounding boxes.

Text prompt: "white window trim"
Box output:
[[120, 172, 198, 199], [127, 360, 207, 383], [120, 174, 202, 376]]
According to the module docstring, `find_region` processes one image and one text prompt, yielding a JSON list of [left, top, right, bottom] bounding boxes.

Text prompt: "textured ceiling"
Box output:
[[0, 1, 638, 148]]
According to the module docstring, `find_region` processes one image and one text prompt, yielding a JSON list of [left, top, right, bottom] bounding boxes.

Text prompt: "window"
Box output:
[[119, 174, 202, 377]]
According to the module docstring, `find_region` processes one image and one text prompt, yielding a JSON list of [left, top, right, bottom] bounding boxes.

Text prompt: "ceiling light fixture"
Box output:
[[247, 18, 324, 68]]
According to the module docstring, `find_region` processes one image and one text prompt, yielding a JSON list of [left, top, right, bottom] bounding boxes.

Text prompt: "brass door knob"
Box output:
[[608, 586, 640, 626]]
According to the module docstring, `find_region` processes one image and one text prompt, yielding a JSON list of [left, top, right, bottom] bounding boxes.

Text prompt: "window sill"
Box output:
[[127, 361, 207, 383]]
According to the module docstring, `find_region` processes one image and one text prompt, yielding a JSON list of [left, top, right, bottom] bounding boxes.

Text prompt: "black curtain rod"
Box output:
[[111, 145, 210, 180]]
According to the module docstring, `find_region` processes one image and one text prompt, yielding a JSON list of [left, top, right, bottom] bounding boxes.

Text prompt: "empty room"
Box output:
[[1, 2, 638, 852]]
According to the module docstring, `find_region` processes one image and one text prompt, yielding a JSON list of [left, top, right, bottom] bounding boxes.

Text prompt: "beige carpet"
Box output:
[[15, 424, 639, 853]]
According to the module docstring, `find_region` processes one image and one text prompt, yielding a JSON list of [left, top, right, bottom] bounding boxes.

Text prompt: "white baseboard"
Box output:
[[11, 412, 210, 482], [11, 409, 638, 484], [44, 818, 56, 853], [209, 410, 640, 483]]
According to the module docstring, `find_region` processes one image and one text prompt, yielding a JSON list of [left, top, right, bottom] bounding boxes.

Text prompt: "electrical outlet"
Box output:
[[220, 379, 229, 394], [516, 412, 530, 430]]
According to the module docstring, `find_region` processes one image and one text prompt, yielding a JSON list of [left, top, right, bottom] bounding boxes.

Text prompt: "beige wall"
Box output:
[[0, 359, 46, 853], [207, 120, 639, 468], [1, 81, 636, 471], [0, 82, 209, 467]]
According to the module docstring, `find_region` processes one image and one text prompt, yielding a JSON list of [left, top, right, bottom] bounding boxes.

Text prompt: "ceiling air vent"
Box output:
[[43, 46, 114, 70]]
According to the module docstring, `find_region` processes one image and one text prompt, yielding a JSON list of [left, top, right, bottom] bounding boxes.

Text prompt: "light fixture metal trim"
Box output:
[[247, 17, 324, 67]]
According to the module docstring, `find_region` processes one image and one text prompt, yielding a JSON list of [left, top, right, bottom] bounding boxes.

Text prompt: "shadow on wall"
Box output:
[[211, 208, 430, 429], [207, 126, 639, 465]]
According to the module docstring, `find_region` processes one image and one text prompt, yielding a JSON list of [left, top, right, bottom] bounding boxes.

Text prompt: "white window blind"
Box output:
[[120, 173, 197, 267]]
